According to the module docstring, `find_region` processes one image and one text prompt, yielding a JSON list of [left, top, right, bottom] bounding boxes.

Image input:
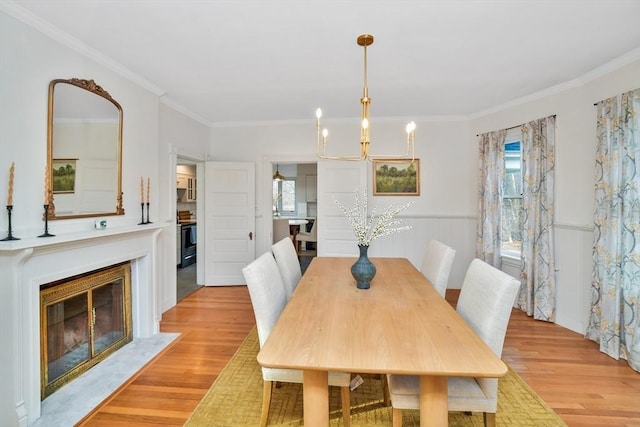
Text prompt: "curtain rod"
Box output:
[[476, 123, 521, 137], [475, 114, 557, 137]]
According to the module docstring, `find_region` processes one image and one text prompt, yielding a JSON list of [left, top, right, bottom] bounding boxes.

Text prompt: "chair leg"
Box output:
[[382, 375, 390, 406], [392, 407, 403, 427], [340, 386, 350, 427], [483, 412, 496, 427], [260, 381, 273, 427]]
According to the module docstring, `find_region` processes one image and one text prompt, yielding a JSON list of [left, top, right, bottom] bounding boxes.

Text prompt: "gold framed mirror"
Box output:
[[47, 78, 124, 219]]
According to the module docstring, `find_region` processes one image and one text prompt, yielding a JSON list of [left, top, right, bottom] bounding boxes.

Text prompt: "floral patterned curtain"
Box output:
[[586, 88, 640, 372], [476, 130, 506, 267], [516, 116, 556, 321]]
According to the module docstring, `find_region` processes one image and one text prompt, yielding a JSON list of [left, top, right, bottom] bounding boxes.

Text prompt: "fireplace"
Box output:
[[1, 224, 165, 426], [40, 262, 132, 399]]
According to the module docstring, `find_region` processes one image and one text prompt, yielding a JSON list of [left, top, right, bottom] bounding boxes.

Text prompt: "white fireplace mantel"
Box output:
[[0, 222, 169, 427]]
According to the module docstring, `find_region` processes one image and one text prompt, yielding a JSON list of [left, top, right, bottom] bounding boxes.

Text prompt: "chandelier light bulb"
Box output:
[[322, 128, 328, 138], [406, 121, 416, 134], [362, 118, 369, 129], [316, 108, 322, 119]]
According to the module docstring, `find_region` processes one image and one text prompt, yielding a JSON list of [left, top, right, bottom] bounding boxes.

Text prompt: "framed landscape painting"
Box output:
[[372, 159, 420, 196], [52, 158, 77, 193]]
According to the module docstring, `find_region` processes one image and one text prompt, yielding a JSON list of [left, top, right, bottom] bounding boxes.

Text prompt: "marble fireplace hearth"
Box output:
[[32, 329, 178, 426]]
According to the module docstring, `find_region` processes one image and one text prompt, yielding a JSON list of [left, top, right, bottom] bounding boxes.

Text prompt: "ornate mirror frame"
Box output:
[[47, 78, 124, 219]]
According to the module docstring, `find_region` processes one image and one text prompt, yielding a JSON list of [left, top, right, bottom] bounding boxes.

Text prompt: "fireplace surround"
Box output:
[[0, 223, 166, 427]]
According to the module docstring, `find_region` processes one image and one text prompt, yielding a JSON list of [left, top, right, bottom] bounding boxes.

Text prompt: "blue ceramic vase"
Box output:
[[351, 244, 376, 289]]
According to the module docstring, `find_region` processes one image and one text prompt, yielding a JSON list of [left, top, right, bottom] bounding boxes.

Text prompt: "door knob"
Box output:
[[249, 231, 253, 240]]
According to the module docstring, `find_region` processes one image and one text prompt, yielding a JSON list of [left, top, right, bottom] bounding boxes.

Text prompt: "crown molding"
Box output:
[[470, 47, 640, 119], [159, 96, 212, 128], [1, 1, 165, 96]]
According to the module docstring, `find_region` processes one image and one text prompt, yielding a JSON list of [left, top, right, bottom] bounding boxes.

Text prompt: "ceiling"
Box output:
[[6, 0, 640, 126]]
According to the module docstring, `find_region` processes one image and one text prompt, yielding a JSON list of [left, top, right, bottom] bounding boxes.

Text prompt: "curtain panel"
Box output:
[[476, 130, 506, 267], [516, 116, 557, 321], [586, 88, 640, 372]]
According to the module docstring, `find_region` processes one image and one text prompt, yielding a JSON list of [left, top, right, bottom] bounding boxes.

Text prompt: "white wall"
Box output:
[[210, 56, 640, 336], [0, 10, 210, 425], [470, 57, 640, 333], [210, 118, 477, 289], [158, 103, 211, 310], [0, 9, 160, 236]]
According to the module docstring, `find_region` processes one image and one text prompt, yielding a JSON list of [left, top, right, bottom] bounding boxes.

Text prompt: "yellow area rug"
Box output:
[[185, 327, 566, 426]]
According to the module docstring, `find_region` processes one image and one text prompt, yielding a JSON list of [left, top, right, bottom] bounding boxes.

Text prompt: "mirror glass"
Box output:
[[47, 78, 124, 219]]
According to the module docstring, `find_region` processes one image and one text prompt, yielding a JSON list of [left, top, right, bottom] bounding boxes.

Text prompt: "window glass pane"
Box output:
[[501, 198, 522, 254], [502, 140, 522, 255], [504, 141, 521, 197], [281, 180, 296, 212]]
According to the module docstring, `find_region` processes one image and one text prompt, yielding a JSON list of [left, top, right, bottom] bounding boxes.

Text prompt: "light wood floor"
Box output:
[[77, 286, 640, 426]]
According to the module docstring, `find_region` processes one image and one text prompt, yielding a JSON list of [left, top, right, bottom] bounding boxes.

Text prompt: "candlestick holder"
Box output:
[[1, 205, 20, 241], [145, 202, 152, 224], [38, 204, 55, 237], [138, 202, 146, 225]]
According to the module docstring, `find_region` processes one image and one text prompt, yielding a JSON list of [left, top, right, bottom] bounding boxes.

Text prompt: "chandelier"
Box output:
[[315, 34, 416, 161]]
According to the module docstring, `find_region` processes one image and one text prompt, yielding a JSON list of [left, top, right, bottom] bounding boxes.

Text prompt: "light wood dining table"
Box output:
[[257, 257, 508, 426]]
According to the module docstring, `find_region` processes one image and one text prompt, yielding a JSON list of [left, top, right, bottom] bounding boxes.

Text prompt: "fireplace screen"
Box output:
[[40, 262, 131, 399]]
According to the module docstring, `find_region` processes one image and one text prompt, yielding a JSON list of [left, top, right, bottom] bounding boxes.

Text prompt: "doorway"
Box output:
[[270, 161, 317, 274], [176, 157, 202, 301]]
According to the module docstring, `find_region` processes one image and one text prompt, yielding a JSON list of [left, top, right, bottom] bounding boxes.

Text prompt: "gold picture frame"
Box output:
[[372, 159, 420, 196], [52, 158, 77, 194]]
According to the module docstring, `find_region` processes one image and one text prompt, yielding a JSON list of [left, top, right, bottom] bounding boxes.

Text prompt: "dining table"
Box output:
[[257, 257, 508, 427]]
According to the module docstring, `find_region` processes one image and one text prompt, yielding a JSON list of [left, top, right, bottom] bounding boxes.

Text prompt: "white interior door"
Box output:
[[317, 160, 367, 256], [203, 162, 255, 285]]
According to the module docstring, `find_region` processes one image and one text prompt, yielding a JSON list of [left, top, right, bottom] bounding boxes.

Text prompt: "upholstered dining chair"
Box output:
[[295, 219, 317, 255], [386, 258, 520, 427], [272, 218, 292, 244], [242, 253, 352, 427], [271, 237, 302, 301], [420, 239, 456, 297]]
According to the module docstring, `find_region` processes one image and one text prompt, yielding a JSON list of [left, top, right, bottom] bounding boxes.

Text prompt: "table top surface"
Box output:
[[258, 257, 507, 378]]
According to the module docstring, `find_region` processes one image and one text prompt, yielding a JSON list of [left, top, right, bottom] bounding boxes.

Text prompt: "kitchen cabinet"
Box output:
[[177, 174, 188, 189], [177, 173, 196, 202], [306, 175, 317, 202], [187, 176, 196, 201]]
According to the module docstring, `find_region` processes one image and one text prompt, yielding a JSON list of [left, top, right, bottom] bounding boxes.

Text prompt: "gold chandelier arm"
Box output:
[[317, 154, 365, 162]]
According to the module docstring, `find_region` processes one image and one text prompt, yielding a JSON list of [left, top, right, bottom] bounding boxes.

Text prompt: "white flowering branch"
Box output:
[[333, 189, 413, 246]]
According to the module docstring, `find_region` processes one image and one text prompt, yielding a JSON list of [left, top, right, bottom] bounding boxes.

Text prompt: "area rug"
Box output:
[[185, 327, 566, 426]]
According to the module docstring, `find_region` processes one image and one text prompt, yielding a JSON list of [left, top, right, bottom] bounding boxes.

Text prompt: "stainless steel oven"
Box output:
[[180, 223, 197, 267]]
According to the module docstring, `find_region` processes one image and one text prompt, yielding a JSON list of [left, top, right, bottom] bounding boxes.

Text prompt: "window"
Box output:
[[501, 131, 522, 257], [273, 179, 296, 215]]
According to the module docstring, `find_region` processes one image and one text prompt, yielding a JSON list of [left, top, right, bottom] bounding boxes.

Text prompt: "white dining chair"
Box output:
[[271, 237, 302, 301], [242, 252, 352, 427], [295, 219, 317, 255], [386, 258, 520, 427], [420, 239, 456, 297]]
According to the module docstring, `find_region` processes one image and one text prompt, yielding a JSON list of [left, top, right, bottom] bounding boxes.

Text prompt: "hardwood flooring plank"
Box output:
[[76, 285, 640, 427]]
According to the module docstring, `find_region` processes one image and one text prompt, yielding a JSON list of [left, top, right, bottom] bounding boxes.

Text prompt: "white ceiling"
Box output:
[[6, 0, 640, 126]]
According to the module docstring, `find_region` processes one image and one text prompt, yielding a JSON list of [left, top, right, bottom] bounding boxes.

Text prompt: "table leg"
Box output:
[[303, 370, 329, 426], [419, 375, 448, 427]]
